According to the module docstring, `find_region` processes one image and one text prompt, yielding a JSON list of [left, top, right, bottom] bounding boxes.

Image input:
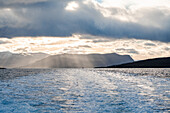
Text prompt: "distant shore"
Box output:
[[0, 68, 6, 69], [97, 57, 170, 68]]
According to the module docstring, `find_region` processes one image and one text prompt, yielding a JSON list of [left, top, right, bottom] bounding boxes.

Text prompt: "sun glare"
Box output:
[[65, 1, 79, 11]]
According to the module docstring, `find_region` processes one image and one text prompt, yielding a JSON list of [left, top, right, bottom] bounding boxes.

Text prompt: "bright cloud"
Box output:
[[0, 35, 169, 60], [92, 0, 170, 27], [99, 0, 170, 8], [65, 1, 79, 11]]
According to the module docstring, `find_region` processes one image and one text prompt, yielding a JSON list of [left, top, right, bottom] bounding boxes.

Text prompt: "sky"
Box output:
[[0, 0, 170, 60]]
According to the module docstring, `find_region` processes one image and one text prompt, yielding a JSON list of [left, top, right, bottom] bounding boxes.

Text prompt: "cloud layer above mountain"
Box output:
[[0, 0, 170, 42], [0, 35, 170, 60]]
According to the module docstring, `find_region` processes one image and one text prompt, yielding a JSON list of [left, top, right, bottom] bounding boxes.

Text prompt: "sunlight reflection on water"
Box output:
[[0, 68, 170, 112]]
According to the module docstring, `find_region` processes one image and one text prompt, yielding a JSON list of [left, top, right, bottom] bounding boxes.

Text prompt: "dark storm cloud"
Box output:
[[0, 0, 170, 42], [0, 0, 47, 5]]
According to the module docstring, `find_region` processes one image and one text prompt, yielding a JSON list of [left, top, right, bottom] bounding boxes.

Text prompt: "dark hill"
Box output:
[[106, 57, 170, 68]]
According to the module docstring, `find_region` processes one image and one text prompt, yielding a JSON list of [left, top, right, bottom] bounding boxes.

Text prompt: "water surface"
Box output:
[[0, 68, 170, 112]]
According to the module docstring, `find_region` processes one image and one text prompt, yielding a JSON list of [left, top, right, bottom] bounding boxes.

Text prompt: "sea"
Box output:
[[0, 68, 169, 113]]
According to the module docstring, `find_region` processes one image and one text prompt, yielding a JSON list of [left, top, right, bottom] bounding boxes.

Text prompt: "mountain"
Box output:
[[106, 57, 170, 68], [0, 52, 49, 68], [23, 53, 134, 68]]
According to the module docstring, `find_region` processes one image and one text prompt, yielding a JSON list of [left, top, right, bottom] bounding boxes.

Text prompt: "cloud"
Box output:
[[116, 48, 139, 54], [0, 0, 170, 42], [0, 40, 10, 44], [92, 39, 111, 43], [0, 0, 47, 5], [65, 1, 79, 11], [144, 43, 156, 46], [164, 47, 170, 51], [0, 35, 169, 60], [76, 45, 92, 48]]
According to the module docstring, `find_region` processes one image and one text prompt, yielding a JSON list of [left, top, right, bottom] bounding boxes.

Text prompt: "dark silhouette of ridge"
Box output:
[[0, 67, 6, 69], [105, 57, 170, 68]]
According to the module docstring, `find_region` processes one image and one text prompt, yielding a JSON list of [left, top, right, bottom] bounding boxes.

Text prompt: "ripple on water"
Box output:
[[0, 68, 170, 112]]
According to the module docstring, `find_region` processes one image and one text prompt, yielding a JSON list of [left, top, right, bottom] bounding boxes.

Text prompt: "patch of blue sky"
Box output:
[[96, 0, 102, 3]]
